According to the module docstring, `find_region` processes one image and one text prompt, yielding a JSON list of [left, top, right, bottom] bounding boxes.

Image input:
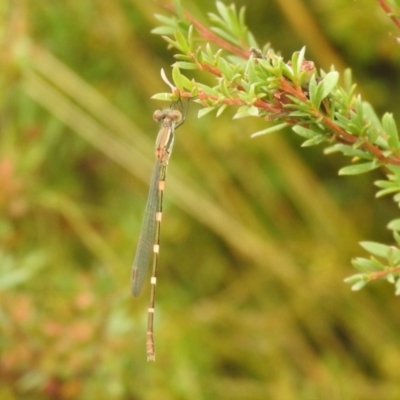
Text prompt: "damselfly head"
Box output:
[[153, 109, 182, 124]]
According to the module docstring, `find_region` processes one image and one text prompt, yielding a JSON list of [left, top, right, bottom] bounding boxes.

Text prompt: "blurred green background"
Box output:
[[2, 0, 400, 399]]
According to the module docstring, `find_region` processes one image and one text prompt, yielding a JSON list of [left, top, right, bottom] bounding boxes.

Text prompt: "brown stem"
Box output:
[[378, 0, 400, 31], [160, 1, 400, 167], [280, 79, 400, 166], [369, 265, 400, 280], [158, 1, 251, 58]]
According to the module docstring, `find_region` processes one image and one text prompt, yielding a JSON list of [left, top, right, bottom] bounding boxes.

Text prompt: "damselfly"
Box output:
[[132, 103, 185, 361]]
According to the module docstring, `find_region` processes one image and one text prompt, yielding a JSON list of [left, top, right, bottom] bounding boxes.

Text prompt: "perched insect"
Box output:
[[132, 103, 185, 361]]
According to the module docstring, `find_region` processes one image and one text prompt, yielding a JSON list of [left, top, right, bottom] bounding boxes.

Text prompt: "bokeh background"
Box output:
[[2, 0, 400, 399]]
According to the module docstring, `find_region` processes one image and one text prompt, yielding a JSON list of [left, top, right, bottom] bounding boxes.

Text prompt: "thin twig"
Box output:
[[378, 0, 400, 31], [158, 1, 251, 58]]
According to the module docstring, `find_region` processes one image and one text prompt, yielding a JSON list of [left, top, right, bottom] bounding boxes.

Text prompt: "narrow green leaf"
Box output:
[[174, 0, 184, 20], [301, 135, 326, 147], [162, 35, 180, 50], [312, 83, 325, 108], [154, 14, 177, 28], [228, 4, 241, 37], [344, 274, 363, 284], [151, 92, 175, 101], [247, 83, 256, 100], [363, 101, 382, 131], [174, 54, 193, 61], [308, 74, 319, 106], [174, 30, 190, 53], [292, 125, 318, 139], [190, 85, 199, 97], [172, 65, 193, 91], [217, 56, 234, 80], [386, 164, 400, 176], [215, 1, 231, 26], [351, 279, 367, 291], [320, 71, 339, 99], [343, 68, 354, 95], [281, 63, 294, 81], [387, 273, 396, 284], [324, 144, 369, 158], [383, 112, 400, 151], [211, 27, 238, 45], [198, 107, 216, 118], [218, 78, 233, 98], [375, 176, 400, 197], [388, 219, 400, 231], [216, 104, 227, 117], [245, 57, 257, 82], [187, 25, 194, 50], [151, 27, 176, 35], [233, 105, 259, 119], [251, 123, 289, 138], [196, 83, 219, 96], [245, 105, 259, 116], [238, 5, 246, 29], [376, 187, 400, 198], [359, 241, 391, 258], [309, 71, 338, 109], [173, 61, 198, 70], [392, 247, 400, 265], [351, 257, 383, 272], [394, 230, 400, 247], [375, 179, 396, 189], [288, 111, 311, 118], [291, 46, 306, 79], [338, 162, 380, 175]]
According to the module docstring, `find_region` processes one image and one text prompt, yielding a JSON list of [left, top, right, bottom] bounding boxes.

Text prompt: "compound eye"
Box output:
[[153, 110, 165, 122]]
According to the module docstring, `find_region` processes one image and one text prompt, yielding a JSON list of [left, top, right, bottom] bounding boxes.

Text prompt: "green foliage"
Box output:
[[154, 0, 400, 295]]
